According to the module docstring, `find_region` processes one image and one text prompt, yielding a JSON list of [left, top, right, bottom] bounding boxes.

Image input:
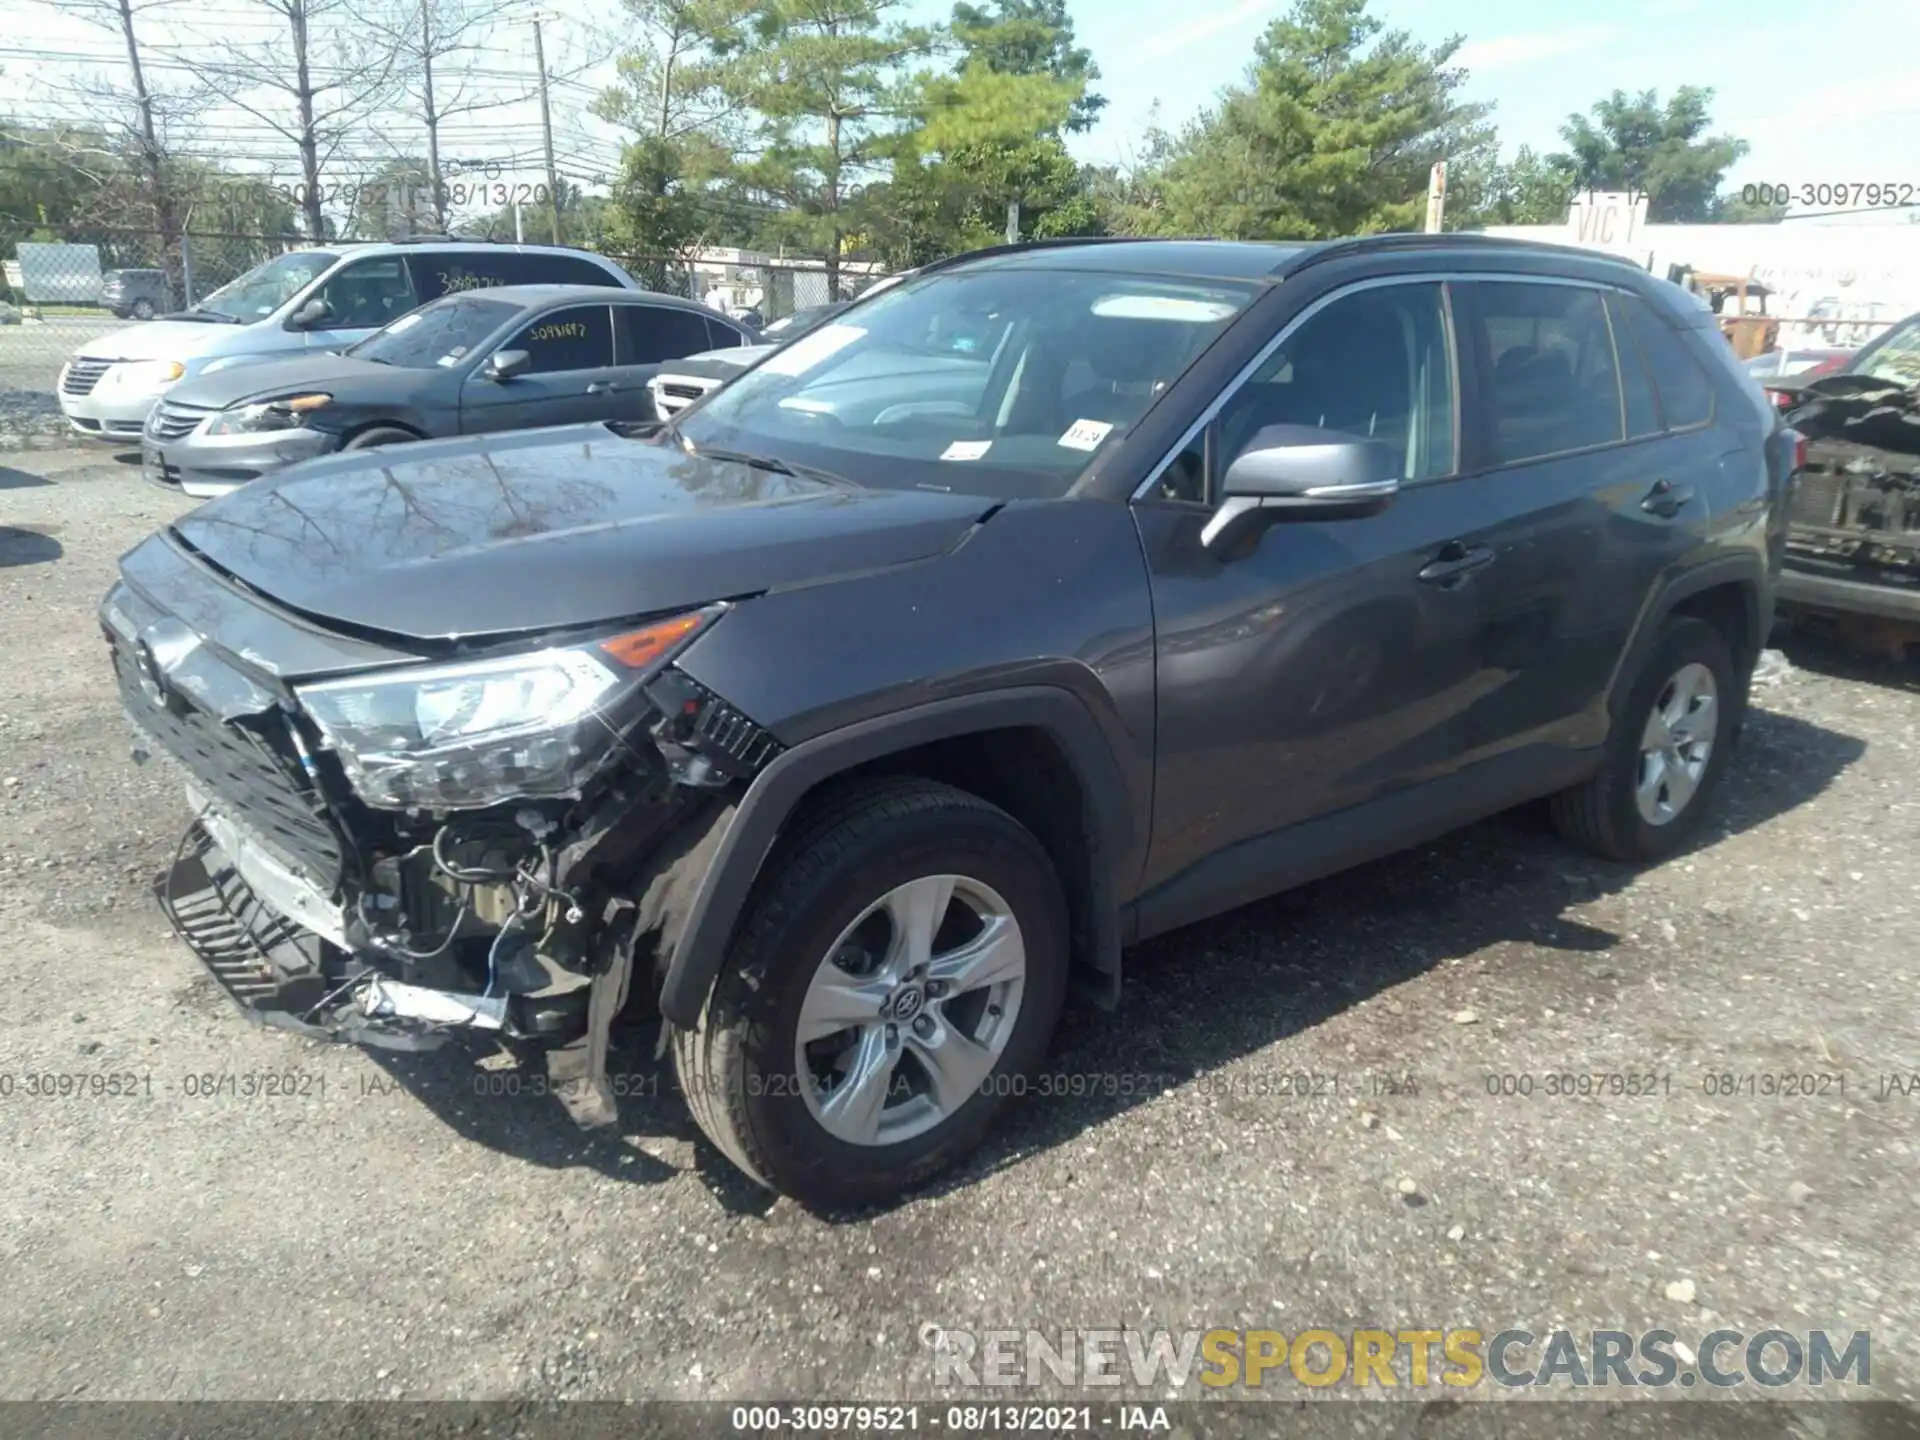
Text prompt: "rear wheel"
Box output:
[[131, 298, 157, 320], [344, 426, 417, 451], [1551, 616, 1739, 862], [672, 777, 1069, 1207]]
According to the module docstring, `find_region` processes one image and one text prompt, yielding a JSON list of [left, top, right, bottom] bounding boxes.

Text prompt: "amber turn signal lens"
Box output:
[[599, 613, 707, 670]]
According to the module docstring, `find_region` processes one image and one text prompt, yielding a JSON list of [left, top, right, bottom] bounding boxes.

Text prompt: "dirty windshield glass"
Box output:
[[195, 250, 339, 321], [348, 295, 519, 368], [676, 266, 1258, 498]]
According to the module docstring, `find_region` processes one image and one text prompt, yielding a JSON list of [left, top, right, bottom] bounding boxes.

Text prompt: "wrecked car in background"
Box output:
[[1770, 311, 1920, 650]]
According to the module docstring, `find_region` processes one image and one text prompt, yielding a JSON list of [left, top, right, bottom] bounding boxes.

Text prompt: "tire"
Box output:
[[1551, 616, 1740, 863], [131, 298, 156, 321], [673, 776, 1070, 1208], [344, 426, 417, 451]]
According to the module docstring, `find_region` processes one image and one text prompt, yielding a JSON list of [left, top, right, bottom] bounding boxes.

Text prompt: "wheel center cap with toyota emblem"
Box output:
[[887, 985, 926, 1023]]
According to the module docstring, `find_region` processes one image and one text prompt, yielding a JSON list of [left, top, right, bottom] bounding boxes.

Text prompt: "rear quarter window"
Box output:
[[1619, 292, 1715, 429]]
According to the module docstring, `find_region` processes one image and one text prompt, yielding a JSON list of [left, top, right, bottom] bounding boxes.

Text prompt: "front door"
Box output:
[[460, 304, 620, 434], [1132, 280, 1503, 894], [299, 255, 421, 355]]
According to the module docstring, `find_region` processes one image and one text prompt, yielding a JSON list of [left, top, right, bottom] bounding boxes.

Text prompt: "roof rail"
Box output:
[[1283, 230, 1651, 277], [915, 235, 1185, 276]]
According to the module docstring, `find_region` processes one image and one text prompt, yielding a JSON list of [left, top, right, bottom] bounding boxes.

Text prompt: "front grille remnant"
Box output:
[[113, 643, 346, 890]]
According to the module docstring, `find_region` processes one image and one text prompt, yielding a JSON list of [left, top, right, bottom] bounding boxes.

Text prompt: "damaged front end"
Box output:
[[105, 580, 779, 1127], [1777, 373, 1920, 643]]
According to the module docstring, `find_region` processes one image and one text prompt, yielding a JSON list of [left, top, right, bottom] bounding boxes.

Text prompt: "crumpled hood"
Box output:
[[70, 318, 241, 363], [167, 423, 994, 644]]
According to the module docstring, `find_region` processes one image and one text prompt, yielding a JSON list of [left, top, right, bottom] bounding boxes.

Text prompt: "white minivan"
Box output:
[[56, 240, 638, 441]]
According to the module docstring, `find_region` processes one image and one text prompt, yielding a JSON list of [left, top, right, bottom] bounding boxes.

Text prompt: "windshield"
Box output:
[[196, 250, 339, 321], [347, 294, 519, 368], [677, 267, 1258, 498], [1854, 317, 1920, 387]]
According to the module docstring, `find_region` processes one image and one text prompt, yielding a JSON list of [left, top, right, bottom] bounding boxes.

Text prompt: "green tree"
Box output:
[[1552, 87, 1746, 223], [862, 0, 1099, 266], [1451, 144, 1579, 228], [725, 0, 934, 296], [949, 0, 1103, 132], [1128, 0, 1496, 240]]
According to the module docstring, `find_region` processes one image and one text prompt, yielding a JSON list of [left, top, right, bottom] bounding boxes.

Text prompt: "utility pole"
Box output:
[[1424, 161, 1447, 234], [1005, 199, 1020, 244], [420, 0, 445, 232], [532, 15, 560, 245]]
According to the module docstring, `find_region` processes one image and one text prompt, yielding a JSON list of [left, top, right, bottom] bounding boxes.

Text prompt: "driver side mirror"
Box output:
[[1201, 423, 1401, 555], [485, 349, 530, 381], [290, 297, 332, 329]]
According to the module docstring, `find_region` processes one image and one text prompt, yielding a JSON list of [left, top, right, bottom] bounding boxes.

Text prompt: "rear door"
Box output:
[[614, 303, 738, 420], [458, 303, 620, 434]]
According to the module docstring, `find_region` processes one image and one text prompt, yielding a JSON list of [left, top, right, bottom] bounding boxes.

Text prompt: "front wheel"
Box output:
[[1551, 616, 1741, 862], [673, 777, 1070, 1207], [343, 425, 418, 451]]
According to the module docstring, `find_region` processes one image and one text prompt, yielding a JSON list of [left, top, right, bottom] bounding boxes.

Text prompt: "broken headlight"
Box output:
[[295, 608, 720, 810]]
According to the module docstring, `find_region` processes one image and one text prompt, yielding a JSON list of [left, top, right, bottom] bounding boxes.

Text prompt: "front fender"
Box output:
[[656, 685, 1135, 1029]]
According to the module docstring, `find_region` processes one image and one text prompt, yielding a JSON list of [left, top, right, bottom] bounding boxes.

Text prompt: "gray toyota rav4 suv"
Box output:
[[103, 235, 1795, 1206]]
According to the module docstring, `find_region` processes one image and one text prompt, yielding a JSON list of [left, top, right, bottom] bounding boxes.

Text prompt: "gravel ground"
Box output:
[[2, 444, 1918, 1433], [0, 316, 133, 449]]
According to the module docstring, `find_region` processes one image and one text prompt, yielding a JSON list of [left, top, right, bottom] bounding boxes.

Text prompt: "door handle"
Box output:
[[1418, 541, 1496, 586], [1640, 479, 1694, 518], [586, 381, 617, 395]]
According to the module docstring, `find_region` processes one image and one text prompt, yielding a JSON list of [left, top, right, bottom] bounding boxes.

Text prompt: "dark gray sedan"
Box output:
[[142, 284, 753, 497]]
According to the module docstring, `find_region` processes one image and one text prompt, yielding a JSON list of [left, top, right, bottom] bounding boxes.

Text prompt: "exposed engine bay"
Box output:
[[107, 585, 779, 1130], [1782, 375, 1920, 576]]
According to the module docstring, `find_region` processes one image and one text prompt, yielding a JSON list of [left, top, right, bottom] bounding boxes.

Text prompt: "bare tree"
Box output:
[[169, 0, 405, 241], [25, 0, 208, 251], [359, 0, 528, 232]]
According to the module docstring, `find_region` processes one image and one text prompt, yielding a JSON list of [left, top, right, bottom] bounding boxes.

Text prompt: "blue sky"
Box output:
[[4, 0, 1917, 213], [1055, 0, 1920, 192]]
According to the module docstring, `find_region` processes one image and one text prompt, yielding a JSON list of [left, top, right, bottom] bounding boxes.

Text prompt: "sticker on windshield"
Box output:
[[1058, 419, 1114, 452], [941, 439, 992, 461], [386, 312, 424, 333], [759, 323, 866, 377]]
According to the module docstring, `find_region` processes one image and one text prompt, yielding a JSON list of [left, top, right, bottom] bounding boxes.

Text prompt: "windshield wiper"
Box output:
[[679, 433, 850, 488]]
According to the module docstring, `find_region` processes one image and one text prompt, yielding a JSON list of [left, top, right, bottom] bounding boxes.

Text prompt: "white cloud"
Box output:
[[1453, 27, 1618, 71], [1138, 0, 1275, 61]]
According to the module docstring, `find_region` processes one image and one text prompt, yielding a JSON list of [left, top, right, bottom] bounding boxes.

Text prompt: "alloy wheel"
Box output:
[[1635, 661, 1719, 826], [794, 873, 1026, 1147]]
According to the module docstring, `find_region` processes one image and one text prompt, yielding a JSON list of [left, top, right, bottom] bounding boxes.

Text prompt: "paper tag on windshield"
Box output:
[[941, 439, 992, 461], [759, 323, 866, 377], [387, 312, 423, 333], [1058, 419, 1114, 451]]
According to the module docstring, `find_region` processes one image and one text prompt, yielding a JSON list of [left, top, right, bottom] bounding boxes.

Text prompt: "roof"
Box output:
[[929, 232, 1658, 282], [418, 282, 710, 312]]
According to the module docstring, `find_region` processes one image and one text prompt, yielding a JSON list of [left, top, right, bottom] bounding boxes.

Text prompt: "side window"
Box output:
[[1468, 282, 1624, 465], [1607, 294, 1663, 439], [705, 318, 748, 350], [535, 255, 622, 288], [1621, 293, 1715, 429], [310, 257, 418, 330], [1215, 281, 1456, 485], [502, 305, 613, 373], [1158, 429, 1208, 504], [619, 305, 720, 364]]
